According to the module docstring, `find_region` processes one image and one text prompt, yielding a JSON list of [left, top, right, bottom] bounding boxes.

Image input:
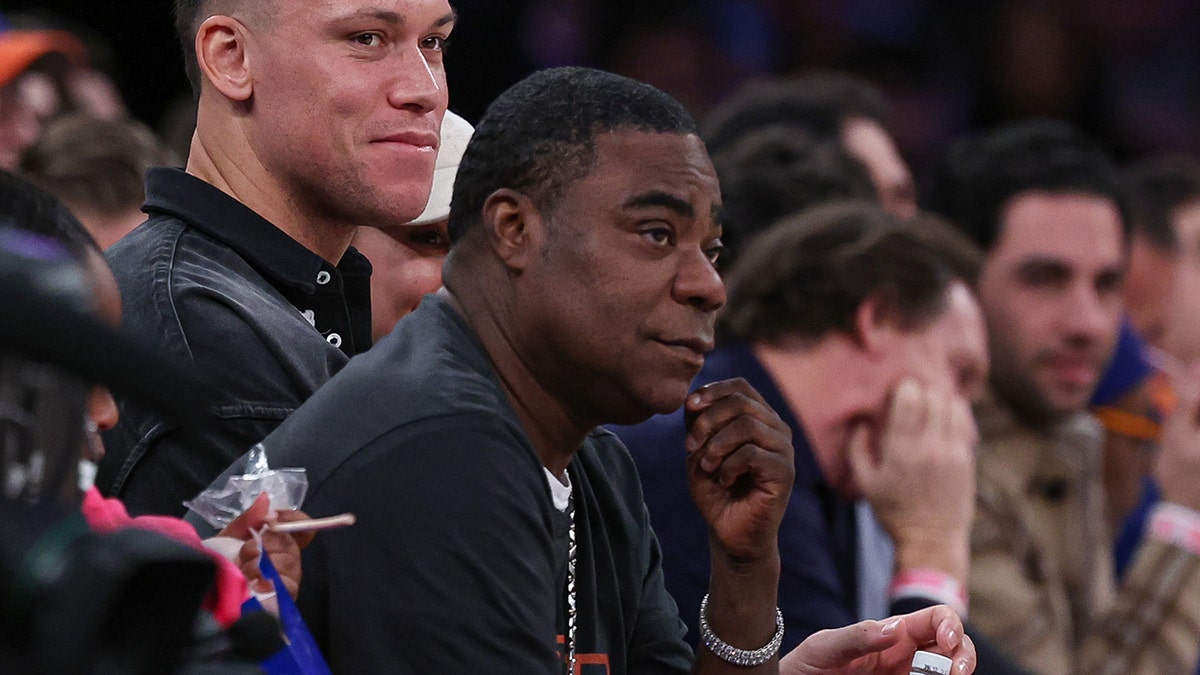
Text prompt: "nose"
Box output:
[[1061, 281, 1116, 344], [385, 45, 447, 113], [673, 247, 726, 313], [86, 385, 119, 433]]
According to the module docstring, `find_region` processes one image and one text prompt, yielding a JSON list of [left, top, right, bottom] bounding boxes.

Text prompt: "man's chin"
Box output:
[[607, 388, 692, 426], [1046, 384, 1097, 416]]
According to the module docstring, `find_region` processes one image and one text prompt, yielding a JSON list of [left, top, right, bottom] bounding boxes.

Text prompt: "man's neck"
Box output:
[[443, 289, 589, 478], [185, 133, 356, 264]]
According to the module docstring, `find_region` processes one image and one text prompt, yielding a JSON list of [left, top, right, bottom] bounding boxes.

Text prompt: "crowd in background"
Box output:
[[6, 0, 1200, 179], [4, 1, 1200, 673]]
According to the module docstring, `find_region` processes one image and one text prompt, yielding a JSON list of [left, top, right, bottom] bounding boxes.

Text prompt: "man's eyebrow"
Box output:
[[1014, 256, 1072, 277], [336, 8, 457, 28], [711, 203, 726, 228], [623, 191, 695, 219]]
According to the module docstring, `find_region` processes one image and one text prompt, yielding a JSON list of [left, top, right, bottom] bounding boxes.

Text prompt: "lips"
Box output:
[[655, 336, 714, 368], [372, 130, 439, 151], [1043, 354, 1102, 389]]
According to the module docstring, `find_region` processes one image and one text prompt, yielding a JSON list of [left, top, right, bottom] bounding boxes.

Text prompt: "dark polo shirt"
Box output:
[[97, 167, 371, 516]]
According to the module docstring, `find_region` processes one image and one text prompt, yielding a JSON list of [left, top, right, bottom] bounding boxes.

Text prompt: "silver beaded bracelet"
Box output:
[[698, 593, 785, 667]]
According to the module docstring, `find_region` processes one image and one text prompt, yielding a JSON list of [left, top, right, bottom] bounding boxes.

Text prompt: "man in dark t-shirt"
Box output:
[[204, 67, 978, 674]]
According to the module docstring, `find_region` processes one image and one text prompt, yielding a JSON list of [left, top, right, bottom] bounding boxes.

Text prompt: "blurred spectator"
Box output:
[[20, 113, 176, 249], [704, 71, 917, 219], [0, 27, 86, 169], [1120, 155, 1200, 349], [709, 128, 876, 269], [929, 119, 1200, 675], [0, 171, 298, 673]]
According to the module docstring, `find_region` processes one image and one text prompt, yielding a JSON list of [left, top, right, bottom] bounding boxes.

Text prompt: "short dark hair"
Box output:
[[0, 169, 98, 263], [713, 128, 877, 269], [1122, 154, 1200, 252], [926, 119, 1130, 251], [702, 70, 889, 158], [447, 66, 698, 243], [174, 0, 206, 95], [719, 200, 981, 345], [174, 0, 270, 96], [21, 114, 175, 215]]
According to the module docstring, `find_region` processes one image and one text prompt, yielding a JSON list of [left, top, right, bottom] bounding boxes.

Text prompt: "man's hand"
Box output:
[[1155, 364, 1200, 513], [780, 605, 976, 675], [848, 378, 975, 581], [218, 492, 315, 599], [685, 378, 795, 562]]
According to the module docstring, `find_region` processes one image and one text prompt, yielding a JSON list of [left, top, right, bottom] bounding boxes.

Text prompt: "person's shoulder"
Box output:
[[104, 213, 184, 278], [264, 300, 525, 469], [361, 297, 512, 413]]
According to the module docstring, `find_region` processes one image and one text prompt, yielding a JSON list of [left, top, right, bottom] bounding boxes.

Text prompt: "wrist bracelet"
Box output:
[[698, 593, 785, 667]]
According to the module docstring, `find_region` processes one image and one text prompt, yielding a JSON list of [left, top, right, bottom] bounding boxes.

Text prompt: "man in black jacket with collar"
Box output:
[[98, 0, 457, 515]]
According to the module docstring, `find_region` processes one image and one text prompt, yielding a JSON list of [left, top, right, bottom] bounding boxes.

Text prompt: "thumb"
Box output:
[[846, 420, 877, 497], [219, 491, 272, 539], [788, 617, 903, 670]]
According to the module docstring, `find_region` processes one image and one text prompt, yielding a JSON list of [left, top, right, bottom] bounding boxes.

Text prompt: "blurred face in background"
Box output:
[[979, 191, 1125, 424], [353, 219, 450, 341], [840, 116, 917, 218], [1162, 201, 1200, 363]]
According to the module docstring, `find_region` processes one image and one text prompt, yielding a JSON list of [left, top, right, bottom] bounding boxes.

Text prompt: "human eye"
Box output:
[[351, 32, 385, 48], [407, 227, 448, 249], [704, 239, 724, 265], [421, 35, 450, 53], [640, 224, 674, 247], [1095, 268, 1125, 295]]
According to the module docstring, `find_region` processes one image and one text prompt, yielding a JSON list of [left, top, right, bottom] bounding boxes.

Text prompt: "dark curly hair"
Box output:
[[719, 200, 981, 345]]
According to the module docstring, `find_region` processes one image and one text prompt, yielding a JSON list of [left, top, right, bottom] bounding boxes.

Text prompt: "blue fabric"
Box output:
[[1091, 318, 1154, 407], [1114, 478, 1160, 580], [610, 341, 857, 653]]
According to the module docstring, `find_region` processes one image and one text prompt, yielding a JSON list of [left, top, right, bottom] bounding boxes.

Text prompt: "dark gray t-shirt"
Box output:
[[249, 294, 693, 673]]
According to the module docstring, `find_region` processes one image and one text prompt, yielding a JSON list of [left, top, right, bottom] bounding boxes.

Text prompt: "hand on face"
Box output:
[[685, 378, 794, 562], [1154, 363, 1200, 513], [218, 492, 315, 599], [848, 378, 976, 579], [780, 605, 975, 675]]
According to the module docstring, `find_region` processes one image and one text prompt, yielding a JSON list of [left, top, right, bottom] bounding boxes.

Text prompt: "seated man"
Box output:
[[928, 119, 1200, 674], [199, 67, 976, 673], [614, 202, 987, 649]]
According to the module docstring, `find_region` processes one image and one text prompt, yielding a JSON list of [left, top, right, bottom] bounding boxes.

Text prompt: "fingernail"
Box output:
[[958, 659, 970, 674], [701, 457, 716, 472], [685, 435, 698, 452], [689, 393, 703, 407], [947, 629, 958, 647], [881, 618, 901, 636]]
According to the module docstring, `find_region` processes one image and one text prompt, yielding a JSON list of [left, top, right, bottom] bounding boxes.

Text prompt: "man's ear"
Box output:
[[481, 188, 544, 272], [853, 291, 900, 355], [195, 15, 254, 102]]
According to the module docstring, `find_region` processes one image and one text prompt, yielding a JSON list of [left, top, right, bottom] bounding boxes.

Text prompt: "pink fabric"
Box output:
[[81, 487, 248, 627]]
